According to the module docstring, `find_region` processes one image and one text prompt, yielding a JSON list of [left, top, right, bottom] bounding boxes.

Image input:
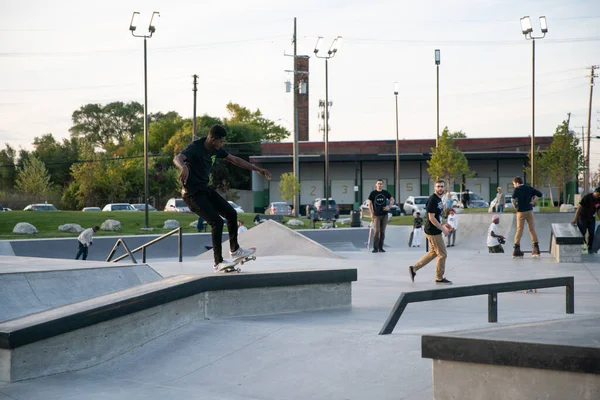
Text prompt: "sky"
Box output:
[[1, 0, 599, 168]]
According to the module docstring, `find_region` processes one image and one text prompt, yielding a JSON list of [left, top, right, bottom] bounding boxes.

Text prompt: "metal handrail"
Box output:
[[106, 227, 183, 263]]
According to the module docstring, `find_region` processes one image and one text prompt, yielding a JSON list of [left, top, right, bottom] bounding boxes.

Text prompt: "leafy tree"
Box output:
[[448, 130, 467, 139], [15, 156, 53, 196], [32, 133, 79, 188], [279, 172, 300, 215], [427, 127, 472, 187], [70, 101, 143, 150], [0, 144, 18, 191], [224, 102, 289, 142], [67, 144, 109, 207], [538, 121, 584, 204]]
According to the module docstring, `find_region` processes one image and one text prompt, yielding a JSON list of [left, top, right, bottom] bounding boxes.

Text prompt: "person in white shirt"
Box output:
[[76, 226, 99, 260], [446, 208, 458, 247], [237, 220, 248, 233], [487, 215, 505, 253]]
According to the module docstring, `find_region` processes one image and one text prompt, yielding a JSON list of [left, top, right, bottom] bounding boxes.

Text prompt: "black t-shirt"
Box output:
[[579, 193, 600, 220], [181, 137, 229, 195], [413, 217, 423, 229], [368, 190, 392, 216], [512, 185, 543, 212], [424, 193, 443, 235]]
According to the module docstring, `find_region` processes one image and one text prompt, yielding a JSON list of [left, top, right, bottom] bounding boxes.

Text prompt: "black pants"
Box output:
[[184, 190, 238, 265], [75, 241, 88, 260], [577, 217, 596, 251], [373, 215, 388, 250]]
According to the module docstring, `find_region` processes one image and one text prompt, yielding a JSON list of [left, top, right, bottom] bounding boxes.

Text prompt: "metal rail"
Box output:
[[106, 227, 183, 263]]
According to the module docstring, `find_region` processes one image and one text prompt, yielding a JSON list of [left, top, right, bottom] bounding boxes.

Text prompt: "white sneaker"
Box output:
[[214, 260, 236, 272], [230, 247, 255, 259]]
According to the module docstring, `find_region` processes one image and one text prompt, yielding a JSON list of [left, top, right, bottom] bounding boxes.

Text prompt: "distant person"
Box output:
[[75, 226, 99, 261], [495, 187, 506, 213], [511, 176, 543, 258], [237, 220, 248, 233], [254, 214, 262, 225], [173, 124, 271, 272], [197, 216, 205, 232], [488, 215, 505, 253], [368, 179, 395, 253], [444, 192, 453, 218], [462, 189, 470, 209], [571, 187, 600, 253], [408, 179, 452, 284], [412, 211, 423, 247], [446, 208, 458, 247]]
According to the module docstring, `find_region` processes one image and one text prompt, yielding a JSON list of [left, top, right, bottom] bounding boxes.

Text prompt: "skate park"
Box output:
[[0, 214, 599, 399]]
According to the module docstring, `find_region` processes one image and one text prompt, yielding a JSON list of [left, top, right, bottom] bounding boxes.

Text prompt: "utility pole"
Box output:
[[585, 65, 598, 192], [575, 125, 586, 192], [192, 74, 198, 141], [292, 18, 299, 217], [566, 112, 571, 130]]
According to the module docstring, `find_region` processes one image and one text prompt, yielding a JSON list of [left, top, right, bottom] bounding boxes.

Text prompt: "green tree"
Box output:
[[15, 156, 53, 196], [427, 127, 472, 187], [538, 121, 584, 204], [279, 172, 300, 215], [224, 102, 289, 142], [0, 144, 18, 191], [70, 101, 143, 150], [32, 133, 79, 188], [448, 130, 467, 139]]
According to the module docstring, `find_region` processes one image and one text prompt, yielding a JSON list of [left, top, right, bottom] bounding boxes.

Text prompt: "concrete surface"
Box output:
[[0, 214, 598, 399], [0, 264, 161, 322]]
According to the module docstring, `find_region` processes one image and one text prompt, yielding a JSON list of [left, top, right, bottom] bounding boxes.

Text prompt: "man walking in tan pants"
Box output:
[[408, 179, 452, 284], [511, 176, 543, 257]]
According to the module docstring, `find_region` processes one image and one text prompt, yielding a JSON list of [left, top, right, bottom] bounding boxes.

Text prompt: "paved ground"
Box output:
[[1, 214, 598, 399]]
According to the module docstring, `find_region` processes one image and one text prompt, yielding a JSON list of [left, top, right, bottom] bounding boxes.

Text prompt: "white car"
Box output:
[[102, 203, 137, 212], [82, 207, 102, 212], [228, 201, 244, 213], [403, 196, 429, 216], [164, 198, 191, 212]]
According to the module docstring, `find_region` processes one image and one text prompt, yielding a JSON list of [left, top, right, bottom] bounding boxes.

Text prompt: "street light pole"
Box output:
[[435, 49, 440, 148], [520, 16, 548, 186], [394, 82, 400, 206], [314, 36, 342, 218], [130, 11, 159, 229]]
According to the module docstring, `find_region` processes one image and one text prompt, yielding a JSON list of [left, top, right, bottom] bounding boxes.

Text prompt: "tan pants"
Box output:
[[514, 210, 539, 246], [413, 234, 446, 281]]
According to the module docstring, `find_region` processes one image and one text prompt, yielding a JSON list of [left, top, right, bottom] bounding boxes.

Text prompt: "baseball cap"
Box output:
[[492, 215, 499, 221]]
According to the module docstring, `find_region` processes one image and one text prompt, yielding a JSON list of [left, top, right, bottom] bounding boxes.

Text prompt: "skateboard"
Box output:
[[365, 223, 373, 250], [523, 289, 537, 294], [408, 230, 414, 247], [220, 247, 257, 273]]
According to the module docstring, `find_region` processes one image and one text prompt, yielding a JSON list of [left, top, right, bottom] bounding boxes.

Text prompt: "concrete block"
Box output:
[[551, 236, 582, 263], [432, 360, 600, 400]]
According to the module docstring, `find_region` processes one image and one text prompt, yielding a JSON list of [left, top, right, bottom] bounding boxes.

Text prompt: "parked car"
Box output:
[[131, 203, 158, 212], [265, 202, 292, 216], [228, 201, 245, 214], [23, 203, 58, 211], [360, 200, 402, 218], [312, 198, 340, 220], [164, 198, 191, 213], [403, 196, 429, 216], [102, 203, 137, 212], [450, 192, 489, 209], [504, 194, 514, 209], [82, 207, 102, 212], [0, 204, 11, 211]]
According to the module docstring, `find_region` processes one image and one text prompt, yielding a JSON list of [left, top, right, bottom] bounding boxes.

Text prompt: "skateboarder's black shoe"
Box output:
[[372, 248, 379, 253], [379, 248, 386, 253], [435, 278, 452, 284], [532, 242, 541, 257], [512, 244, 524, 258], [408, 266, 416, 282]]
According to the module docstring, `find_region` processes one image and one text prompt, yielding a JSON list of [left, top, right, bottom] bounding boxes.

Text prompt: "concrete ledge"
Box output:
[[551, 235, 583, 263], [0, 268, 356, 382], [423, 316, 600, 399], [550, 223, 584, 263]]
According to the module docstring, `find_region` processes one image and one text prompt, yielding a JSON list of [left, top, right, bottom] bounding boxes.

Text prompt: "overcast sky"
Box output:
[[1, 0, 599, 168]]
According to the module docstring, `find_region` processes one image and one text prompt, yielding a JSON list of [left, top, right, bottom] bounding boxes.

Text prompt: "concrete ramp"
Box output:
[[0, 265, 162, 322], [197, 220, 341, 260]]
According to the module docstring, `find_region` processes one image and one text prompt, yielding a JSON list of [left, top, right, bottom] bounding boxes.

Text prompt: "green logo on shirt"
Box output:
[[211, 155, 216, 165]]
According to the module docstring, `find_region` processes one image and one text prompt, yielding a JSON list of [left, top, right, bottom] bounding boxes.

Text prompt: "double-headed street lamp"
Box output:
[[393, 82, 400, 206], [129, 11, 160, 229], [314, 36, 342, 218], [435, 49, 440, 147], [520, 15, 548, 187]]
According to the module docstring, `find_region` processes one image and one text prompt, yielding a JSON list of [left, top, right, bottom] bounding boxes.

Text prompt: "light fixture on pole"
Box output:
[[130, 11, 160, 229], [314, 35, 342, 218], [393, 82, 400, 207], [435, 49, 441, 148], [520, 15, 548, 187]]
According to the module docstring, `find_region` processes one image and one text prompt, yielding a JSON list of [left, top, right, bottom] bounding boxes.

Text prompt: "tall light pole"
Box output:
[[435, 49, 440, 148], [130, 11, 159, 230], [314, 36, 342, 217], [394, 82, 400, 205], [520, 15, 548, 186]]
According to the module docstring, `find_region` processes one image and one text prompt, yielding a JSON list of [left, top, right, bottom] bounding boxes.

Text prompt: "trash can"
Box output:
[[350, 210, 361, 228]]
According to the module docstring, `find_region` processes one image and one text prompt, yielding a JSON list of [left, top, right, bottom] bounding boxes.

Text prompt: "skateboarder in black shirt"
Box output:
[[174, 124, 271, 272], [571, 187, 600, 253]]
